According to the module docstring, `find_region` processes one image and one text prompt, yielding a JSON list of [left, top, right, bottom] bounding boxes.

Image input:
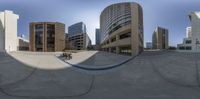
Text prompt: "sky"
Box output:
[[0, 0, 200, 46]]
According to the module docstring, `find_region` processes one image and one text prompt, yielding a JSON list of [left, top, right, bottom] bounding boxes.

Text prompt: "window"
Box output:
[[111, 47, 116, 53], [47, 24, 55, 51], [35, 24, 43, 30], [186, 46, 192, 50], [35, 31, 43, 51], [179, 46, 185, 50], [111, 38, 116, 42], [186, 40, 192, 44], [119, 46, 131, 55], [120, 32, 131, 39]]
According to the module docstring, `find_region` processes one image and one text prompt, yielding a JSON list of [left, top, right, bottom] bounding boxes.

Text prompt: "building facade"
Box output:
[[100, 2, 143, 56], [68, 22, 91, 50], [29, 22, 65, 52], [95, 28, 100, 45], [177, 12, 200, 52], [68, 22, 86, 36], [0, 10, 19, 52], [17, 35, 29, 51], [152, 27, 169, 49], [69, 33, 91, 50]]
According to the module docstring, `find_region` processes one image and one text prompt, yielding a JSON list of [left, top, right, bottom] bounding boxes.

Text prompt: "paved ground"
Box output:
[[0, 51, 200, 99], [63, 51, 131, 67]]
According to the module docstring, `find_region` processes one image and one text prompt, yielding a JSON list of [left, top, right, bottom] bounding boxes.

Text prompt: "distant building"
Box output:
[[17, 35, 29, 51], [68, 22, 91, 50], [177, 12, 200, 52], [68, 22, 86, 36], [146, 42, 152, 49], [69, 33, 91, 50], [95, 29, 100, 45], [100, 2, 144, 56], [152, 27, 169, 49], [0, 10, 19, 52], [29, 22, 65, 52]]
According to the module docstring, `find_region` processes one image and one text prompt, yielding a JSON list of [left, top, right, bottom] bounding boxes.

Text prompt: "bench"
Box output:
[[62, 52, 72, 60]]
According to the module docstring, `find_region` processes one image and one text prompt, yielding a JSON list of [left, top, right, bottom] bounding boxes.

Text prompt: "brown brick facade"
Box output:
[[29, 22, 65, 52]]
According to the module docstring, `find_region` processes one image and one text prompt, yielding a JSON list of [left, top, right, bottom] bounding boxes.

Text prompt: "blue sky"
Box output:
[[0, 0, 200, 46]]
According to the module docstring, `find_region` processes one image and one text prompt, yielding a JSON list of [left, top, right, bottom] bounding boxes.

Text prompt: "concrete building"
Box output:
[[68, 22, 91, 50], [152, 27, 169, 50], [68, 22, 86, 37], [146, 42, 152, 49], [17, 35, 29, 51], [100, 2, 143, 56], [177, 12, 200, 52], [69, 33, 91, 50], [29, 22, 65, 52], [95, 29, 100, 45], [0, 10, 19, 52]]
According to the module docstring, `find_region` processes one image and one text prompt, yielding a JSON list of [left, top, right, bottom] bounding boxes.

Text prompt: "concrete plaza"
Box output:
[[0, 51, 200, 99]]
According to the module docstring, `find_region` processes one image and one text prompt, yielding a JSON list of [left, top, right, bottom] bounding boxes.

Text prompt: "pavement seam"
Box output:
[[150, 57, 200, 91], [0, 75, 95, 98], [56, 54, 138, 71]]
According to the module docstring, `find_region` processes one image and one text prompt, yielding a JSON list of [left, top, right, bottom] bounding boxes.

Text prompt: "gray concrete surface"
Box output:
[[64, 51, 131, 66], [0, 51, 200, 99]]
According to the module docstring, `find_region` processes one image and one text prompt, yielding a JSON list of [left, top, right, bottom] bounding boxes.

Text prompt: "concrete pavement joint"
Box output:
[[0, 75, 95, 98], [56, 54, 138, 71], [150, 60, 200, 91]]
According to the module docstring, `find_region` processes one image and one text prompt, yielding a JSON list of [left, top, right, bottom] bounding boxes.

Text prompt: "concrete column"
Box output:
[[116, 46, 120, 54], [116, 35, 119, 41], [109, 39, 111, 44]]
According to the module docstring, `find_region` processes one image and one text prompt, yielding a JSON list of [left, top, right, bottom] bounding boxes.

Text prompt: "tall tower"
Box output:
[[100, 2, 143, 56], [189, 12, 200, 51]]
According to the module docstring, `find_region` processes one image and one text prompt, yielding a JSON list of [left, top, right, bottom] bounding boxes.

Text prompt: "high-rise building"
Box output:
[[68, 22, 86, 36], [29, 22, 65, 52], [95, 29, 100, 45], [177, 12, 200, 52], [100, 2, 143, 56], [68, 22, 91, 50], [186, 27, 192, 38], [0, 10, 19, 52], [152, 27, 169, 49]]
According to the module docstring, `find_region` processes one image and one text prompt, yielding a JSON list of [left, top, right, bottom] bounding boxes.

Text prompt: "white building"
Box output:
[[186, 27, 192, 38], [177, 12, 200, 52], [0, 10, 19, 52]]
